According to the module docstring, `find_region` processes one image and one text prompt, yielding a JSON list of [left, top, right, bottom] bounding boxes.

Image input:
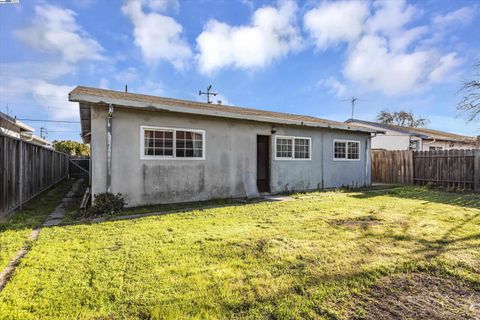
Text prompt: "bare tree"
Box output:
[[376, 109, 429, 128], [457, 62, 480, 121], [376, 109, 394, 124]]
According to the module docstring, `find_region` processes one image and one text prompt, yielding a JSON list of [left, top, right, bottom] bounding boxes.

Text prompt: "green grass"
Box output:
[[0, 186, 479, 319], [0, 178, 75, 271]]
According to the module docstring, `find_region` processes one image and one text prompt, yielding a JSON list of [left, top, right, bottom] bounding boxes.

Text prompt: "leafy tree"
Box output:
[[376, 110, 429, 128], [53, 140, 90, 156], [457, 61, 480, 121]]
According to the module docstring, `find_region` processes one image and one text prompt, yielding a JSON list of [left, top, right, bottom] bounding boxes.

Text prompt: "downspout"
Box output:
[[365, 134, 372, 187], [320, 129, 324, 189], [106, 104, 113, 193]]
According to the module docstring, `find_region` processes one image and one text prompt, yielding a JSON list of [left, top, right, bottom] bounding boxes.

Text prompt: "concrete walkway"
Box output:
[[0, 179, 83, 292], [43, 179, 82, 227]]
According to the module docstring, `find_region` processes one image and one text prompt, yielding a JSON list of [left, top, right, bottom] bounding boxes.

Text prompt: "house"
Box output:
[[0, 111, 52, 147], [346, 119, 479, 151], [69, 86, 380, 207]]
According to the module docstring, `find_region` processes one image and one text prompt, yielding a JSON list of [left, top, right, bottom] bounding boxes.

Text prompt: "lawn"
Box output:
[[0, 186, 479, 319], [0, 178, 76, 271]]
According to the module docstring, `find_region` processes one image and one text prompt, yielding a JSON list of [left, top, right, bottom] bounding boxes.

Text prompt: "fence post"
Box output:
[[474, 150, 480, 192], [18, 140, 23, 209]]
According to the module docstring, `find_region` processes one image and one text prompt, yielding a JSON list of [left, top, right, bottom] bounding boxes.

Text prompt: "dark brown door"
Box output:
[[257, 135, 270, 193]]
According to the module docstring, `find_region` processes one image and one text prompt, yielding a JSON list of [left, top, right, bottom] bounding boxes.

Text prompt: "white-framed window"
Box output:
[[275, 136, 311, 160], [140, 126, 205, 160], [429, 146, 443, 151], [333, 139, 360, 161]]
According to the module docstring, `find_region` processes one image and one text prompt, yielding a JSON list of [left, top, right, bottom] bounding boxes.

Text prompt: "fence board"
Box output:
[[371, 150, 413, 184], [372, 149, 477, 190], [0, 133, 69, 218]]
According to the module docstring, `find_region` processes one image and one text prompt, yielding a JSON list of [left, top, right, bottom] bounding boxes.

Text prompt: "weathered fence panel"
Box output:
[[413, 149, 475, 189], [372, 150, 413, 184], [372, 149, 480, 191], [0, 133, 69, 217]]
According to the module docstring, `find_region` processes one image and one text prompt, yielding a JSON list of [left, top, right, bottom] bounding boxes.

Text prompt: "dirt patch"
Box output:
[[350, 272, 480, 319], [330, 215, 381, 228]]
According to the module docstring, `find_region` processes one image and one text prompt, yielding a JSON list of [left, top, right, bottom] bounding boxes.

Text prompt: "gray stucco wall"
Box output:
[[90, 105, 371, 207]]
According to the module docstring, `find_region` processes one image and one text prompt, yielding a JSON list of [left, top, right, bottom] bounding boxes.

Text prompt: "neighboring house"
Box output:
[[346, 119, 479, 151], [0, 111, 52, 148], [69, 86, 379, 207]]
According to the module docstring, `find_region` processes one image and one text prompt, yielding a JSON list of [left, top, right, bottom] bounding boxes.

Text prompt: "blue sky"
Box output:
[[0, 0, 479, 142]]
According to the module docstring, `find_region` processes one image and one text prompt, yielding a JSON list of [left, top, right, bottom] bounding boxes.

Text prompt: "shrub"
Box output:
[[88, 193, 126, 217]]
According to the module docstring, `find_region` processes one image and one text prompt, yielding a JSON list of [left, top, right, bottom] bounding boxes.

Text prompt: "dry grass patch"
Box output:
[[350, 272, 480, 319]]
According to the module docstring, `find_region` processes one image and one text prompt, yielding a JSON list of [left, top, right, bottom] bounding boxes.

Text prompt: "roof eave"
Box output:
[[69, 92, 378, 134], [347, 119, 426, 137]]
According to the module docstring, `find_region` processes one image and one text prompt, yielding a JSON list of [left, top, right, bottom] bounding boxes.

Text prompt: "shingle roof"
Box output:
[[69, 86, 379, 142], [347, 119, 477, 144]]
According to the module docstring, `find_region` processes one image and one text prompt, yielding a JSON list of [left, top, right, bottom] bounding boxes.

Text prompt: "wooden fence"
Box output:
[[0, 133, 69, 218], [372, 149, 480, 191]]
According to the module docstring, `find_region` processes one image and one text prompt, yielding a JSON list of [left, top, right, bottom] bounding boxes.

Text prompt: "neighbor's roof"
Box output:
[[69, 86, 379, 143], [0, 111, 34, 132], [346, 119, 477, 144]]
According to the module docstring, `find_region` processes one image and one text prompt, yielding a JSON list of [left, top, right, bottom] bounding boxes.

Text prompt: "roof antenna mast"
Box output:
[[344, 97, 358, 120], [199, 85, 218, 104]]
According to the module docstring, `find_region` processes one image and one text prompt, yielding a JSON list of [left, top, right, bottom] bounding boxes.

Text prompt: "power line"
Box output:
[[16, 118, 80, 123]]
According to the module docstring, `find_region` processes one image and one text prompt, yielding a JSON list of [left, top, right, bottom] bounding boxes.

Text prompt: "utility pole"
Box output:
[[199, 85, 218, 104], [40, 127, 47, 139]]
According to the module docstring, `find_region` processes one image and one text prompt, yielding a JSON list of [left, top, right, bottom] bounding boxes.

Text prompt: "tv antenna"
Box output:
[[199, 85, 217, 104], [343, 97, 359, 119]]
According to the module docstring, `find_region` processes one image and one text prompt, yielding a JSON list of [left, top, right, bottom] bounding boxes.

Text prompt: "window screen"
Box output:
[[347, 141, 359, 159], [294, 138, 310, 159], [176, 130, 203, 158], [143, 129, 173, 156], [142, 127, 204, 159], [276, 138, 293, 158], [276, 136, 310, 159], [334, 141, 346, 159], [334, 140, 360, 160]]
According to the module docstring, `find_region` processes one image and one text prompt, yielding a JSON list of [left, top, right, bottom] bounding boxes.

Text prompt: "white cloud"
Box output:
[[344, 34, 431, 95], [389, 26, 428, 52], [196, 0, 302, 74], [114, 67, 139, 83], [31, 80, 78, 120], [319, 77, 347, 97], [428, 52, 462, 83], [122, 0, 192, 69], [303, 1, 369, 50], [304, 0, 464, 96], [146, 0, 179, 12], [366, 0, 416, 34], [99, 78, 110, 89], [433, 6, 477, 29], [133, 80, 164, 96], [0, 76, 31, 101], [15, 4, 103, 63], [0, 61, 74, 81]]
